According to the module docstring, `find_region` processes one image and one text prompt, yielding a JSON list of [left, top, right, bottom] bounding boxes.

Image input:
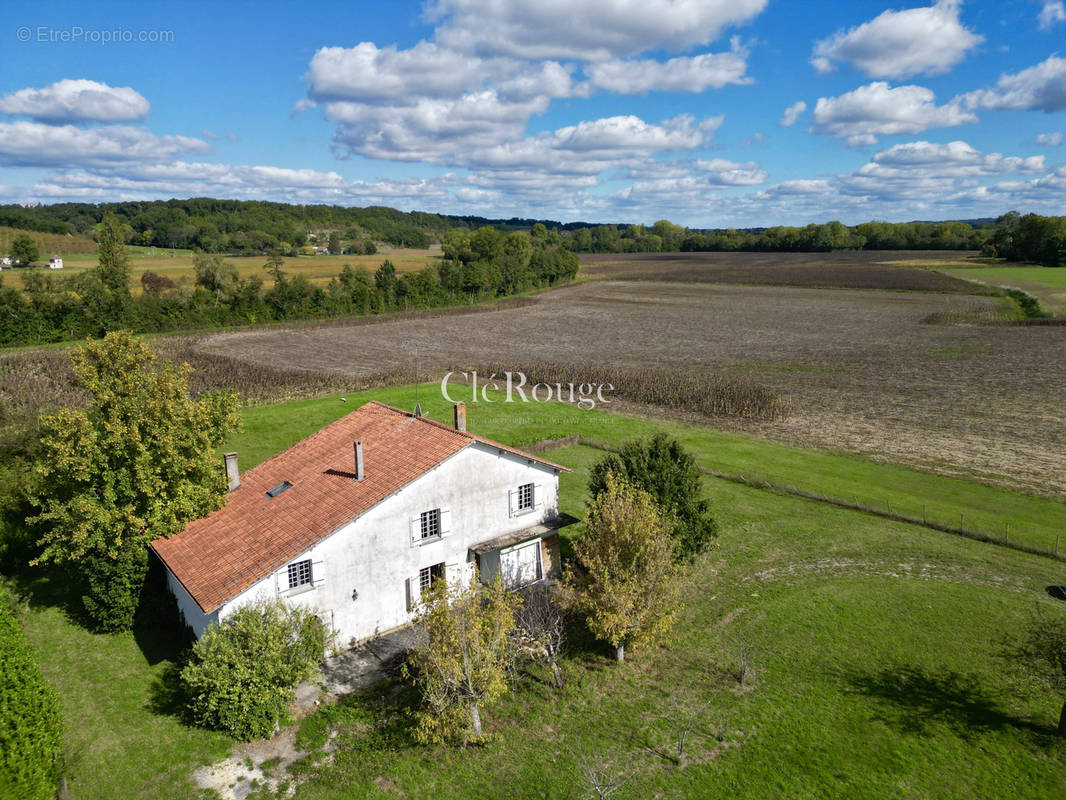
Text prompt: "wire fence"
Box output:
[[527, 435, 1066, 564]]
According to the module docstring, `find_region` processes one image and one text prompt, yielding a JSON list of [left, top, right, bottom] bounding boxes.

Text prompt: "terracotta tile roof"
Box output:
[[151, 401, 569, 614]]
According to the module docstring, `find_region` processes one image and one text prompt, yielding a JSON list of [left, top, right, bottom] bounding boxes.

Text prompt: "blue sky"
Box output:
[[0, 0, 1064, 226]]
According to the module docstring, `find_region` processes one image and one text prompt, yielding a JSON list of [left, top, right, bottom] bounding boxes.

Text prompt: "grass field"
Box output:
[[14, 385, 1066, 798], [944, 265, 1066, 315], [0, 247, 441, 294]]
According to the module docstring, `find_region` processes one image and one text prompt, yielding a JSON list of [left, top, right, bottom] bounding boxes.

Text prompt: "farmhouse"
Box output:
[[151, 400, 571, 644], [48, 257, 63, 269]]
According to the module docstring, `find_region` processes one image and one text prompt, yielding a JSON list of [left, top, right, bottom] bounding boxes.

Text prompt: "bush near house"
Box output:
[[0, 585, 63, 800], [180, 597, 333, 741], [588, 433, 718, 561]]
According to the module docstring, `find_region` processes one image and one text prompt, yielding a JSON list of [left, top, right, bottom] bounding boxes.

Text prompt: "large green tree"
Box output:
[[28, 331, 240, 630], [10, 234, 39, 267], [95, 212, 131, 301], [588, 433, 717, 561], [566, 474, 683, 663]]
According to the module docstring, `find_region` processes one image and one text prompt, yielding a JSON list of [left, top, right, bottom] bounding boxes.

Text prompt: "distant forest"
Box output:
[[0, 199, 1062, 266], [0, 216, 578, 347]]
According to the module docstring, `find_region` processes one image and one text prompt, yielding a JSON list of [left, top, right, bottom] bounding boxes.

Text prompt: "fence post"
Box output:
[[922, 504, 927, 524]]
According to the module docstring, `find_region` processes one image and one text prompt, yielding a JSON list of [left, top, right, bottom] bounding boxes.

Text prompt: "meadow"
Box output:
[[14, 385, 1066, 799], [944, 264, 1066, 315]]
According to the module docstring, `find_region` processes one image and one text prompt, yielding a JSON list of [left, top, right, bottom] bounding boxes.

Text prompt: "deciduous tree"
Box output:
[[589, 434, 717, 561], [513, 582, 567, 688], [95, 212, 131, 301], [406, 576, 519, 744], [566, 474, 682, 663], [28, 331, 240, 630], [10, 234, 38, 267]]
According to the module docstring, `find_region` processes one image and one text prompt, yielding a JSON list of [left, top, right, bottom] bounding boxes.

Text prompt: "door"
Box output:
[[501, 541, 542, 587]]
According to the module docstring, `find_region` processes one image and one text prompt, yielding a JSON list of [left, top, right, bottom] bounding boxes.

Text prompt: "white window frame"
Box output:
[[286, 558, 314, 594], [411, 507, 451, 545], [517, 482, 534, 512]]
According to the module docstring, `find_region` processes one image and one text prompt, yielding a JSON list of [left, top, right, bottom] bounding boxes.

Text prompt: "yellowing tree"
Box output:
[[28, 331, 240, 630], [567, 473, 683, 663], [406, 576, 519, 744]]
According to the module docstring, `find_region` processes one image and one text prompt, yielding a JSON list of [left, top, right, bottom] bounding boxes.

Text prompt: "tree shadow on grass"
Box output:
[[846, 665, 1050, 740]]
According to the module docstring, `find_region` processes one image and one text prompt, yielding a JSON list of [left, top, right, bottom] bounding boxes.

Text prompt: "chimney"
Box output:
[[454, 402, 466, 432], [354, 441, 365, 481], [224, 452, 240, 491]]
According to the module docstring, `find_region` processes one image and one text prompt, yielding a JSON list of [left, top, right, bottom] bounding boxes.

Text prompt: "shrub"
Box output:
[[181, 597, 332, 741], [0, 584, 63, 799], [589, 433, 718, 560]]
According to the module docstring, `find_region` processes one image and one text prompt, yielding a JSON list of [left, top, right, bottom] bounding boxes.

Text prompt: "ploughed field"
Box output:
[[192, 253, 1066, 498], [579, 250, 981, 292]]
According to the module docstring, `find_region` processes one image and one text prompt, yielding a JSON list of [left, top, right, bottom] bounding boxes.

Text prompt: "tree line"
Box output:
[[561, 218, 986, 254], [0, 217, 579, 347], [981, 211, 1066, 266]]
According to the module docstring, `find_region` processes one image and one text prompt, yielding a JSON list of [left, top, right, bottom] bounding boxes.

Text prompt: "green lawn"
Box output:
[[15, 385, 1066, 799], [944, 266, 1066, 314], [231, 386, 1066, 556], [14, 571, 231, 799], [283, 440, 1066, 799]]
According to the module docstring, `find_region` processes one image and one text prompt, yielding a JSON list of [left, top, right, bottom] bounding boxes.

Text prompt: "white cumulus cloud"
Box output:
[[587, 38, 751, 93], [0, 122, 210, 168], [1038, 1, 1066, 30], [961, 55, 1066, 112], [427, 0, 768, 61], [812, 82, 976, 145], [811, 0, 982, 79], [1036, 131, 1063, 146], [779, 101, 807, 126], [0, 79, 150, 123]]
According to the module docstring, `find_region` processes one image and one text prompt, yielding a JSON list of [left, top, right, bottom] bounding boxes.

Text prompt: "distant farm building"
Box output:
[[0, 256, 11, 268], [48, 257, 63, 270]]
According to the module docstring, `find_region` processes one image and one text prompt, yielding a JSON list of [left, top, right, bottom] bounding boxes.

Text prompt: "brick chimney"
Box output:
[[454, 402, 466, 432], [223, 452, 240, 491], [354, 441, 365, 481]]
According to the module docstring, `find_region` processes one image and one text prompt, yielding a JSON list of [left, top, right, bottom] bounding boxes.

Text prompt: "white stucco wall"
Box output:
[[164, 561, 218, 638], [212, 442, 560, 645]]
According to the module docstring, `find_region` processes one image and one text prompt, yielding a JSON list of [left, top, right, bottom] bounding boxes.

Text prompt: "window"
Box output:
[[287, 559, 313, 590], [516, 482, 534, 512], [419, 562, 445, 593], [420, 508, 441, 540]]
